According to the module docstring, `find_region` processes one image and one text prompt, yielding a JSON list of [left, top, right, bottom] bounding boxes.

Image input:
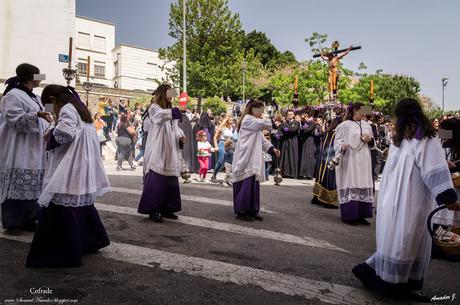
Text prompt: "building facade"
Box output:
[[75, 16, 115, 88], [0, 1, 174, 95], [0, 0, 76, 93], [112, 44, 175, 92]]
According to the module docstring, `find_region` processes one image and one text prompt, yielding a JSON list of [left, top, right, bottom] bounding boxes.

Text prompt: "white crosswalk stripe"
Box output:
[[95, 202, 349, 253], [0, 231, 383, 305], [110, 186, 278, 214]]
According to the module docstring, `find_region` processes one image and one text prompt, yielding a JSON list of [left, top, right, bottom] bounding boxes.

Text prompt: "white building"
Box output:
[[0, 0, 76, 93], [75, 16, 115, 88], [0, 1, 174, 95], [112, 44, 175, 92]]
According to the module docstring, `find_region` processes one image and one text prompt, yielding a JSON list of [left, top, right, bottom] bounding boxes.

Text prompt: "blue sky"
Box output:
[[76, 0, 460, 110]]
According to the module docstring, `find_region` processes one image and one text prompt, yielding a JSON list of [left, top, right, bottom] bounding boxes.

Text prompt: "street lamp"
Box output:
[[242, 60, 247, 102], [442, 77, 448, 115], [182, 0, 187, 93]]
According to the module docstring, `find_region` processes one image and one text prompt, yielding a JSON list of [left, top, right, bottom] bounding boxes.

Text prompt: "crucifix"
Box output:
[[314, 41, 361, 102]]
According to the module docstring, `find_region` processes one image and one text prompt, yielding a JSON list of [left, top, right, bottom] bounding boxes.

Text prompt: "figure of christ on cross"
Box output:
[[320, 45, 353, 101]]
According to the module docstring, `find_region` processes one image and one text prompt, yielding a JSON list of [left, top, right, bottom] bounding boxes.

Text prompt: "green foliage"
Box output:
[[160, 0, 262, 98], [202, 96, 228, 116], [243, 31, 297, 68]]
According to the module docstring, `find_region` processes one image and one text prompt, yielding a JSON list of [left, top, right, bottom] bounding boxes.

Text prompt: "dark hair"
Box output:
[[392, 98, 436, 147], [41, 85, 93, 123], [344, 102, 364, 121], [237, 99, 265, 131], [16, 63, 40, 84], [154, 84, 173, 109], [439, 118, 460, 160], [327, 116, 342, 133], [3, 63, 40, 95]]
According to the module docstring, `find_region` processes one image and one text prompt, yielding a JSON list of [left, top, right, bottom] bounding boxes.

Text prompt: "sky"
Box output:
[[76, 0, 460, 110]]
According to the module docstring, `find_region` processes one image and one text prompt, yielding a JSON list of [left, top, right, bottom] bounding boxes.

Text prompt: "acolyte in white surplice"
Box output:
[[0, 88, 49, 203], [334, 120, 374, 204], [366, 137, 454, 284], [231, 115, 273, 183], [143, 103, 184, 177], [39, 103, 111, 207]]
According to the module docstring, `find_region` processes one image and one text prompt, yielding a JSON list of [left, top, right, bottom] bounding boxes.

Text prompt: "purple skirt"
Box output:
[[26, 202, 110, 268], [138, 170, 181, 215], [232, 176, 260, 215], [340, 200, 373, 221], [1, 199, 40, 230]]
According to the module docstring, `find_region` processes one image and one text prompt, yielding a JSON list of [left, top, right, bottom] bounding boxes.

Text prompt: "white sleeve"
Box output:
[[150, 104, 172, 124], [243, 116, 272, 132], [1, 94, 40, 133], [414, 137, 454, 197], [334, 123, 345, 152], [54, 105, 78, 143]]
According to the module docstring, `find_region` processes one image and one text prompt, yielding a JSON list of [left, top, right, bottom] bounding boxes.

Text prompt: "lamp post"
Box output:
[[442, 77, 448, 115], [62, 37, 76, 86], [242, 60, 247, 102], [182, 0, 187, 93]]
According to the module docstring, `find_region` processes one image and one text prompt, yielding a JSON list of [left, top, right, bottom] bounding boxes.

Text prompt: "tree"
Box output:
[[243, 31, 297, 68], [202, 96, 228, 116], [160, 0, 262, 98], [304, 32, 329, 55]]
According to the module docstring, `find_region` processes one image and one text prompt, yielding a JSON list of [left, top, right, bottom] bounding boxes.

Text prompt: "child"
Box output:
[[232, 100, 280, 222], [196, 130, 216, 182], [26, 85, 111, 268]]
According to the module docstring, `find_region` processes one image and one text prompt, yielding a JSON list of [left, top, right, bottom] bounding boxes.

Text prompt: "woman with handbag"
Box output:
[[116, 114, 136, 171]]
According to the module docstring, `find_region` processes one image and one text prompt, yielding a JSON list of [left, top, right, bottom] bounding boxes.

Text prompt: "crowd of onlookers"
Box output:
[[92, 95, 460, 181]]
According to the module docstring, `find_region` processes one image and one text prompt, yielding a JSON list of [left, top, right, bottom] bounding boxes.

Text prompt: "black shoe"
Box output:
[[358, 219, 371, 225], [149, 212, 164, 223], [253, 215, 263, 221], [403, 291, 431, 303], [210, 176, 217, 183], [163, 212, 178, 220], [236, 214, 254, 222]]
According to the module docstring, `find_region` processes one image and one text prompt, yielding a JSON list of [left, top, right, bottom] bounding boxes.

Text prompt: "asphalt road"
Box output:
[[0, 162, 459, 305]]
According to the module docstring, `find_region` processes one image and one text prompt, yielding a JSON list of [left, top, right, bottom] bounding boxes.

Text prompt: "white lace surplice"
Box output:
[[143, 103, 184, 177], [366, 137, 454, 284], [38, 104, 111, 207], [334, 120, 374, 204], [231, 115, 273, 183], [0, 88, 48, 202]]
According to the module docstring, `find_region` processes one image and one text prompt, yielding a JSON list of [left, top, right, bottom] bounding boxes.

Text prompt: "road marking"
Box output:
[[0, 231, 382, 305], [94, 202, 348, 253], [110, 186, 277, 214]]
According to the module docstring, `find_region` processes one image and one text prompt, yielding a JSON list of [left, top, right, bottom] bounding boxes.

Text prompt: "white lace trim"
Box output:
[[53, 129, 73, 144], [38, 186, 112, 208], [0, 168, 44, 203], [338, 187, 374, 204]]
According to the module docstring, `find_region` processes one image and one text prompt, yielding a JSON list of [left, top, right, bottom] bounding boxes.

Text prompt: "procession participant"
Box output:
[[311, 117, 341, 208], [334, 102, 375, 225], [279, 110, 300, 178], [26, 85, 110, 268], [298, 112, 317, 180], [138, 84, 185, 223], [352, 98, 459, 301], [178, 104, 195, 175], [232, 100, 280, 222], [0, 63, 53, 231], [211, 115, 235, 183]]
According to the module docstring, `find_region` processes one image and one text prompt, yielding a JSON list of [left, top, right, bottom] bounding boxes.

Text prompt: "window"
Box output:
[[94, 64, 105, 78], [94, 35, 106, 51], [114, 61, 119, 78], [78, 32, 90, 49], [78, 61, 88, 76]]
